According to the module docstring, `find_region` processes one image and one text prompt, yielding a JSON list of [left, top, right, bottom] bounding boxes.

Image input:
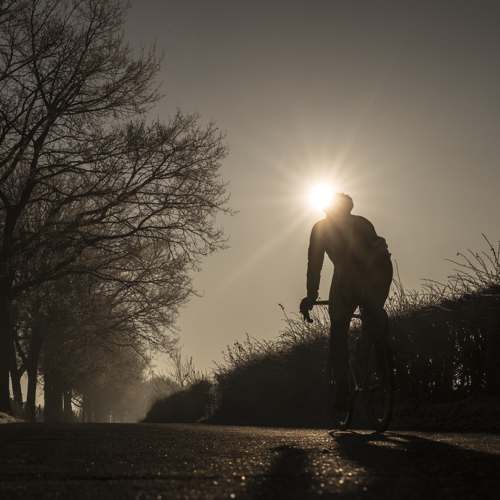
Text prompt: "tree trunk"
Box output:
[[26, 364, 38, 420], [82, 392, 92, 423], [26, 332, 44, 419], [44, 369, 63, 423], [93, 390, 107, 423], [9, 334, 23, 405], [9, 368, 23, 406], [0, 294, 13, 413], [87, 395, 93, 423], [63, 386, 73, 423], [81, 395, 86, 423]]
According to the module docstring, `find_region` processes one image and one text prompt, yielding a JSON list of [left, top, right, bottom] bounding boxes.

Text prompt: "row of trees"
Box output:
[[0, 0, 232, 418]]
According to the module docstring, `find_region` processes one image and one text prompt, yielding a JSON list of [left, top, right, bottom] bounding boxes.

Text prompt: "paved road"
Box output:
[[1, 423, 499, 499]]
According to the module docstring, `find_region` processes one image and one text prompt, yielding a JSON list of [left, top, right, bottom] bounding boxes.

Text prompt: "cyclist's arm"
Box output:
[[306, 222, 326, 302]]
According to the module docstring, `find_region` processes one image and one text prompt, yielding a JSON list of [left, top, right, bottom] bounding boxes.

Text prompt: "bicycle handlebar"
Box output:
[[304, 300, 361, 321]]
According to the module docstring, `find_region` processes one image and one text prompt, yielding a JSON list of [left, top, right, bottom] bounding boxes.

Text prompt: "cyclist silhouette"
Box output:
[[300, 193, 393, 410]]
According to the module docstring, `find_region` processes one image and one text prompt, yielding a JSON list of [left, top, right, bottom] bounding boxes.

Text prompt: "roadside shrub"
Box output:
[[207, 308, 332, 426], [142, 378, 213, 423], [388, 236, 500, 401]]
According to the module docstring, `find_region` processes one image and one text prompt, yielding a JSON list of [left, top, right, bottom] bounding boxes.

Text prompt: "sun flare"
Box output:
[[309, 184, 334, 211]]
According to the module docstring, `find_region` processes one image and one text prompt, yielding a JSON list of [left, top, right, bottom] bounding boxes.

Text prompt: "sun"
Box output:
[[309, 184, 334, 211]]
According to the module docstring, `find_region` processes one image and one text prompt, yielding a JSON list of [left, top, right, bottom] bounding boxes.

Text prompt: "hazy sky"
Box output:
[[126, 0, 500, 373]]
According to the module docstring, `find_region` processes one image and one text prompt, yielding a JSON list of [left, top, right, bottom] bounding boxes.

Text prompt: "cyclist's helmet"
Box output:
[[324, 192, 354, 215]]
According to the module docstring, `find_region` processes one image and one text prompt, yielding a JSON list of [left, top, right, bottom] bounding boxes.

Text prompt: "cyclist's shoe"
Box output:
[[333, 391, 350, 412]]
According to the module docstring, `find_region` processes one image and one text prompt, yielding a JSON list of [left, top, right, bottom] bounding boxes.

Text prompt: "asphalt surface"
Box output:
[[1, 423, 499, 499]]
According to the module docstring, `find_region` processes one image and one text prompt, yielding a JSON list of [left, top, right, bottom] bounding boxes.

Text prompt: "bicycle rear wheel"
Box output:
[[364, 336, 394, 432], [327, 354, 355, 430]]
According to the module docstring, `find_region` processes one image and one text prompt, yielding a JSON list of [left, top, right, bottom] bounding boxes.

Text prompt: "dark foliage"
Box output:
[[211, 340, 330, 427], [142, 379, 213, 423], [390, 284, 500, 402]]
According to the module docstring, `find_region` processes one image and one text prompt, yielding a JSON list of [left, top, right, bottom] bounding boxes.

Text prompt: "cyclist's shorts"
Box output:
[[329, 257, 393, 322]]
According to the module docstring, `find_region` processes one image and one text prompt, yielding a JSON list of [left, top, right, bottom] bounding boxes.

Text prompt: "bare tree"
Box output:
[[170, 350, 200, 389], [0, 0, 232, 413]]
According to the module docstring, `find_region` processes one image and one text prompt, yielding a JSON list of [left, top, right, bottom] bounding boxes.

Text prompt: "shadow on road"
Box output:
[[249, 444, 322, 499], [330, 431, 500, 499]]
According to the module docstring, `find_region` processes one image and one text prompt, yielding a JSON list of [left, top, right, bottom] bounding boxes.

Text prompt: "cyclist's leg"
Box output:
[[329, 318, 351, 389], [362, 256, 393, 335], [361, 258, 395, 431], [361, 256, 393, 389], [329, 266, 359, 406]]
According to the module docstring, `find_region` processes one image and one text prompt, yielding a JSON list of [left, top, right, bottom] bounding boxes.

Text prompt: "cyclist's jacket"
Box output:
[[306, 214, 390, 302]]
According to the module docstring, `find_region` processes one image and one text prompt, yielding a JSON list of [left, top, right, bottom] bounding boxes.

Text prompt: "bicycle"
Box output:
[[314, 300, 395, 432]]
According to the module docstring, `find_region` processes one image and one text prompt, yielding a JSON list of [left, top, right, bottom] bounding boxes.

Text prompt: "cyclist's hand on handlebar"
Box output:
[[300, 297, 314, 323]]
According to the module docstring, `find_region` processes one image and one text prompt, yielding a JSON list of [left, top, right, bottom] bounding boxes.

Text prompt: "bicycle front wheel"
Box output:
[[364, 336, 394, 432], [327, 354, 355, 430]]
